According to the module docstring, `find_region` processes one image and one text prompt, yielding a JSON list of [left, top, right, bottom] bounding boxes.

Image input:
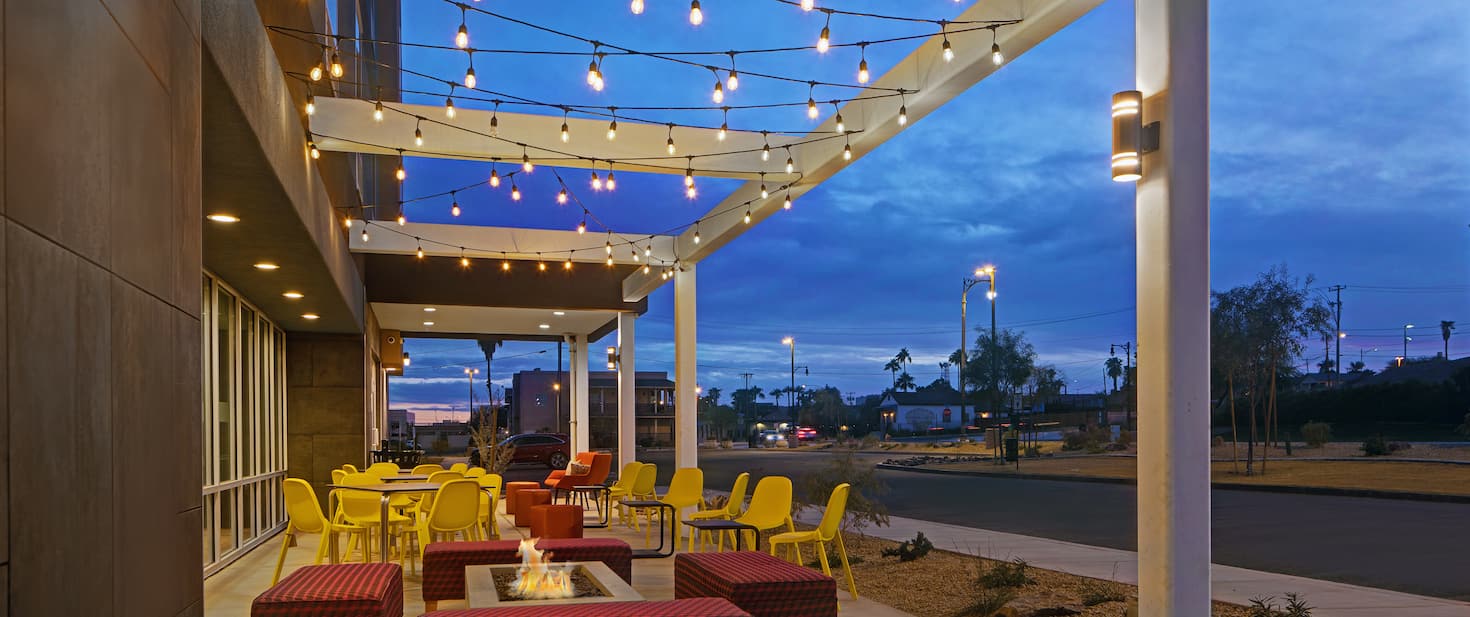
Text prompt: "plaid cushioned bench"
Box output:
[[422, 597, 750, 617], [675, 552, 836, 617], [252, 563, 403, 617], [422, 539, 632, 611]]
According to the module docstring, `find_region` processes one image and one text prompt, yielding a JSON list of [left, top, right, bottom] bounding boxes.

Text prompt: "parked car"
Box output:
[[470, 433, 570, 468], [758, 430, 786, 448], [794, 427, 818, 441]]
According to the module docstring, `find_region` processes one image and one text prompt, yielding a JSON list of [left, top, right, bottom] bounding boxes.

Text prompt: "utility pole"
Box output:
[[1329, 284, 1345, 380], [1111, 343, 1133, 429]]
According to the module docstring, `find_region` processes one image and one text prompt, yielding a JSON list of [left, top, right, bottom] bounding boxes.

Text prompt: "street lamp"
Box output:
[[1403, 324, 1414, 364], [961, 265, 996, 433], [464, 367, 480, 421]]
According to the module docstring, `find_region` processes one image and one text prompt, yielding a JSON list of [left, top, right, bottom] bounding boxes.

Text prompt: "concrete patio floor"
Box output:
[[205, 499, 915, 616]]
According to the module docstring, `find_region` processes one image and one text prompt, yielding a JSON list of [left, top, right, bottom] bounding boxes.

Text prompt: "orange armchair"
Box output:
[[544, 452, 598, 488], [550, 453, 613, 502]]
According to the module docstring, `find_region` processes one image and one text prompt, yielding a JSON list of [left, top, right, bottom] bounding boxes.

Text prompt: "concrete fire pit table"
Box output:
[[464, 561, 643, 608]]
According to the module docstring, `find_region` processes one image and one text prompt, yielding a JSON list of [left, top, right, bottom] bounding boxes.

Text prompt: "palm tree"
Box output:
[[1104, 357, 1124, 393], [895, 348, 913, 374], [1349, 360, 1366, 373], [883, 358, 902, 388], [938, 361, 952, 386], [1442, 321, 1456, 360], [895, 372, 916, 392]]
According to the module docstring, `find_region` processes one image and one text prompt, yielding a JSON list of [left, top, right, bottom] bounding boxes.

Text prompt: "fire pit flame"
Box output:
[[511, 538, 575, 599]]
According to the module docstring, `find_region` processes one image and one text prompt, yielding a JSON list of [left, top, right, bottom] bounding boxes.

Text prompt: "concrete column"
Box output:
[[1135, 0, 1211, 615], [617, 312, 638, 467], [571, 334, 591, 453], [674, 264, 698, 469]]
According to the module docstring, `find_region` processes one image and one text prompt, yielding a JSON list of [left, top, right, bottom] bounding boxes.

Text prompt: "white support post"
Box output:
[[616, 313, 638, 467], [1135, 0, 1211, 615], [571, 335, 591, 454], [673, 264, 698, 469]]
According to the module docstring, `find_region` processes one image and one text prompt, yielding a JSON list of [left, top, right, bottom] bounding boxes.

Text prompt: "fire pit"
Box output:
[[465, 539, 643, 608]]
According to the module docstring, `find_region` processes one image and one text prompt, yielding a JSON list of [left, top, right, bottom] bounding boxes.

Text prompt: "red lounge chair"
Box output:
[[549, 453, 612, 502]]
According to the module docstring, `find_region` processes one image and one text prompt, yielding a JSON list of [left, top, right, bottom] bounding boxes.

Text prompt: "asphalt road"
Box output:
[[615, 448, 1470, 600]]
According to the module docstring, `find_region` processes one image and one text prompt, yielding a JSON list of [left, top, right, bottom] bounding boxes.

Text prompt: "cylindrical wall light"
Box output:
[[606, 346, 618, 370], [402, 352, 411, 367], [1111, 90, 1143, 182]]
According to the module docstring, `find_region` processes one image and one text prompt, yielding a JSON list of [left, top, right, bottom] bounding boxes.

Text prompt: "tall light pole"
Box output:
[[464, 367, 480, 423], [960, 266, 996, 433], [1403, 324, 1415, 366], [782, 337, 796, 422]]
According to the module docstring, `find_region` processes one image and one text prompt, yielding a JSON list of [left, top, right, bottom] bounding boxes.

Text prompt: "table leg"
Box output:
[[379, 494, 391, 563], [328, 491, 340, 563]]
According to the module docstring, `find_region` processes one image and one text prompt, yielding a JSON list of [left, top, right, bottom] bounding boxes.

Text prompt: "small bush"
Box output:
[[977, 558, 1031, 588], [1248, 593, 1314, 617], [955, 587, 1015, 617], [1079, 578, 1128, 606], [1300, 422, 1332, 448], [1116, 429, 1134, 448], [1361, 435, 1390, 456], [860, 435, 880, 449], [1389, 441, 1412, 453], [1212, 435, 1226, 447], [880, 531, 933, 562]]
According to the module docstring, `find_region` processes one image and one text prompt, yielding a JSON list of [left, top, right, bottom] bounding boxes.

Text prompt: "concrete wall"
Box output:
[[2, 0, 204, 615], [287, 333, 371, 506]]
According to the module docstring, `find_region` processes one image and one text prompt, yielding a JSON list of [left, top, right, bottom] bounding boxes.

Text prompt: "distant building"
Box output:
[[386, 408, 413, 445], [415, 420, 473, 454], [878, 391, 968, 432], [510, 369, 677, 448]]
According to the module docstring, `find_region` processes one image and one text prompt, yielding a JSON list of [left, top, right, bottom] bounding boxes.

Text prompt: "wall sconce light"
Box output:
[[607, 346, 619, 370], [1111, 90, 1160, 182], [402, 352, 411, 367]]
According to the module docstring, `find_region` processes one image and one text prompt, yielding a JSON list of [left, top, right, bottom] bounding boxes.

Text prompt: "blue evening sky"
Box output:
[[384, 0, 1470, 421]]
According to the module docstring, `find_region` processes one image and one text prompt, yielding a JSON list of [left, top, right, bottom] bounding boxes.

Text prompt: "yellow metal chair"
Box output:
[[415, 479, 484, 556], [412, 464, 444, 475], [367, 462, 399, 477], [342, 464, 359, 473], [769, 483, 857, 598], [273, 479, 368, 584], [465, 467, 487, 478], [606, 462, 642, 525], [330, 468, 347, 485], [448, 462, 469, 474], [731, 476, 795, 551], [475, 473, 503, 539], [417, 471, 465, 517], [654, 467, 704, 544], [622, 463, 658, 530], [338, 472, 415, 563], [686, 472, 749, 552]]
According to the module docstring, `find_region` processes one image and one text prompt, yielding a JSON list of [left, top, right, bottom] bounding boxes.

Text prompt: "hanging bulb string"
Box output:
[[770, 0, 1015, 26]]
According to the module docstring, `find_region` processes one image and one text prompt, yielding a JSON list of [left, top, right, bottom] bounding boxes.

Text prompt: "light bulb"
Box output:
[[807, 97, 819, 119], [630, 0, 644, 14], [395, 165, 406, 181], [445, 97, 456, 118], [686, 185, 697, 199], [309, 143, 320, 159], [760, 184, 769, 198], [361, 228, 369, 242], [786, 157, 795, 174], [991, 43, 1005, 66], [718, 123, 728, 141], [511, 185, 522, 201], [557, 188, 568, 204], [606, 241, 614, 255], [397, 213, 406, 225], [373, 100, 384, 122], [309, 63, 324, 81], [344, 215, 353, 229], [455, 24, 469, 49], [632, 249, 640, 262], [451, 201, 461, 216], [942, 39, 954, 62], [858, 59, 869, 84], [538, 261, 547, 272], [817, 26, 830, 53], [587, 60, 599, 85], [784, 194, 793, 209], [712, 81, 724, 104], [461, 255, 470, 267], [577, 220, 586, 234], [607, 120, 618, 140], [416, 246, 424, 259], [801, 0, 815, 10], [743, 210, 751, 224], [330, 52, 343, 78], [689, 0, 702, 25], [762, 144, 771, 161], [899, 105, 908, 126], [561, 122, 570, 143], [727, 71, 739, 91], [644, 264, 651, 274], [694, 230, 701, 243], [414, 127, 423, 147], [489, 168, 500, 187], [305, 94, 316, 116], [522, 154, 533, 172], [667, 137, 676, 155], [684, 168, 694, 187], [843, 143, 853, 160], [645, 245, 652, 257], [592, 72, 604, 91], [489, 114, 499, 136], [502, 260, 511, 271], [563, 258, 572, 270], [606, 256, 614, 266], [464, 67, 477, 89], [835, 112, 845, 133], [591, 172, 602, 190], [606, 171, 616, 190]]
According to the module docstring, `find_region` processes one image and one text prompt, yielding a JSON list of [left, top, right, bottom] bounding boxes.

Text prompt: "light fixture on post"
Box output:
[[1111, 90, 1159, 182], [607, 346, 619, 370]]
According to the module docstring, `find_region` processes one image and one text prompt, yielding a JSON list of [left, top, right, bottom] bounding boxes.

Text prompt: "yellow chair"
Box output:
[[769, 483, 857, 598], [342, 464, 359, 473], [475, 473, 503, 539], [731, 476, 795, 551], [367, 462, 399, 477], [638, 467, 701, 546], [465, 467, 487, 478], [412, 464, 444, 475], [606, 462, 642, 524], [338, 472, 415, 563], [273, 479, 368, 584], [416, 479, 484, 555], [622, 463, 658, 530], [686, 472, 749, 552], [330, 468, 347, 485], [418, 471, 465, 516], [448, 463, 469, 474]]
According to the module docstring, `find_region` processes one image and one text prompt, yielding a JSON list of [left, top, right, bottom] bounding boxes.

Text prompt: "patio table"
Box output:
[[329, 481, 439, 562], [682, 519, 760, 552], [569, 484, 612, 528], [619, 500, 677, 558], [380, 473, 429, 481]]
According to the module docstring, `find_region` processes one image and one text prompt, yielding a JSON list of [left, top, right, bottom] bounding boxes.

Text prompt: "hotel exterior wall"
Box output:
[[287, 332, 368, 506], [3, 1, 204, 616]]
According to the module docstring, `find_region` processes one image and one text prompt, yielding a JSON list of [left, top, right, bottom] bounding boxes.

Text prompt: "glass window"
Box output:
[[216, 288, 235, 483]]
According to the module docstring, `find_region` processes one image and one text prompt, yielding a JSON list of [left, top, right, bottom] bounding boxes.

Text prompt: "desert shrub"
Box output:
[[1361, 435, 1390, 456], [1079, 578, 1128, 606], [1300, 422, 1332, 447], [795, 450, 890, 532], [1116, 429, 1134, 448], [860, 435, 880, 449], [955, 587, 1015, 617], [1104, 442, 1127, 452], [1061, 431, 1093, 451], [1248, 593, 1313, 617], [1063, 427, 1115, 452], [880, 531, 933, 562], [977, 558, 1031, 588]]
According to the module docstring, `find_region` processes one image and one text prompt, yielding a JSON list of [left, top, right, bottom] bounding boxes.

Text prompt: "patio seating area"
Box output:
[[207, 460, 915, 617]]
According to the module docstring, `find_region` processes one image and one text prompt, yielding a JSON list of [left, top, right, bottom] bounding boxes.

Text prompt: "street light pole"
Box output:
[[464, 367, 480, 424], [782, 337, 796, 422], [1403, 324, 1414, 365], [961, 266, 996, 435]]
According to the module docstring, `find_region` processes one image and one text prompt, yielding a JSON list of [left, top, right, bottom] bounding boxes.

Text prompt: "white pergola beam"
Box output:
[[349, 221, 678, 264], [311, 97, 801, 180], [621, 0, 1106, 301]]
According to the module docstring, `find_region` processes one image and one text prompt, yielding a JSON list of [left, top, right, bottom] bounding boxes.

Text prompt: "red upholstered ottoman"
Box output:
[[529, 504, 584, 539], [512, 489, 552, 527], [502, 481, 540, 515], [422, 597, 750, 616], [421, 538, 633, 611], [675, 551, 836, 617], [252, 563, 403, 617]]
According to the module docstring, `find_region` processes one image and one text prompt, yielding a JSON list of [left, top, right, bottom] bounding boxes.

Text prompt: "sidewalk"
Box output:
[[801, 511, 1470, 617]]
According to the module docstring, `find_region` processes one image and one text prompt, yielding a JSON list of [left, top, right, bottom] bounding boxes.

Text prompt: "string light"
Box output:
[[726, 52, 740, 91], [489, 165, 501, 187], [785, 146, 795, 174], [816, 12, 832, 53], [686, 185, 697, 199], [684, 164, 695, 187], [857, 44, 870, 83], [743, 209, 751, 224], [632, 248, 640, 262], [688, 0, 703, 26], [711, 71, 724, 104], [606, 254, 614, 266], [414, 118, 424, 147], [990, 27, 1005, 65], [502, 257, 511, 271], [590, 170, 602, 190], [801, 0, 815, 10], [309, 57, 324, 81], [606, 164, 617, 190], [374, 99, 384, 122], [361, 227, 369, 242], [784, 187, 794, 209], [445, 94, 457, 118], [416, 239, 425, 259], [395, 149, 406, 181], [329, 49, 344, 78], [666, 124, 677, 155], [898, 89, 909, 126], [760, 172, 769, 198], [563, 256, 573, 270], [644, 245, 652, 257], [450, 191, 461, 216], [522, 147, 534, 172], [557, 187, 569, 204], [718, 108, 729, 141], [305, 93, 316, 115], [560, 109, 571, 143], [344, 214, 353, 229], [833, 103, 845, 133], [761, 132, 772, 161], [606, 238, 614, 255], [630, 0, 644, 15], [397, 212, 406, 225], [511, 181, 522, 201], [463, 54, 477, 89], [941, 22, 954, 62], [807, 87, 819, 119], [576, 218, 586, 234], [607, 109, 618, 140], [309, 141, 320, 159], [644, 264, 651, 274], [489, 101, 500, 136], [693, 223, 701, 243], [460, 247, 470, 268], [843, 137, 853, 161], [537, 255, 546, 271], [454, 6, 470, 48]]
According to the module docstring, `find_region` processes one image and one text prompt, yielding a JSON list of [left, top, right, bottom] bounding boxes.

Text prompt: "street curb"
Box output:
[[873, 463, 1470, 504]]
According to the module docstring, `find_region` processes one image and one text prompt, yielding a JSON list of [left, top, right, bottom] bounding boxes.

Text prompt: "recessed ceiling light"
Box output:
[[302, 313, 320, 320], [424, 307, 437, 312], [423, 321, 435, 326], [538, 323, 551, 329], [552, 311, 566, 316], [283, 291, 304, 299], [254, 262, 280, 270], [206, 214, 240, 223]]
